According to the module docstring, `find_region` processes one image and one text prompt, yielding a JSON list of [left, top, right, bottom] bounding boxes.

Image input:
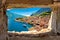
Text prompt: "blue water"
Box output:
[[8, 19, 32, 32], [6, 7, 51, 32]]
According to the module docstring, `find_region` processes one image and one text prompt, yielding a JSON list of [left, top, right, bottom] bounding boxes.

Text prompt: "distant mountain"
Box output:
[[31, 8, 52, 16]]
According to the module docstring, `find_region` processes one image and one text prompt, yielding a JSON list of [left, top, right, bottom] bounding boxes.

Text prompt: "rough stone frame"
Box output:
[[0, 0, 59, 40]]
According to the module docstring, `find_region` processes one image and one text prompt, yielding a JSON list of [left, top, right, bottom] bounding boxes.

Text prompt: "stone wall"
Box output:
[[56, 2, 60, 33], [0, 0, 7, 40], [7, 0, 53, 5], [0, 8, 7, 40]]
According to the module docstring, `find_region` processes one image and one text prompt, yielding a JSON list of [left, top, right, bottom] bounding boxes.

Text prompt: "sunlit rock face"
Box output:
[[6, 7, 52, 34]]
